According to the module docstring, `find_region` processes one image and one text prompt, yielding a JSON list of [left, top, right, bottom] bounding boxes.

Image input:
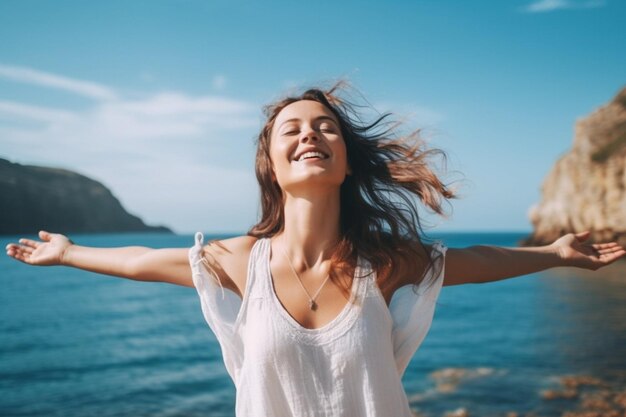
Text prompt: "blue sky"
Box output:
[[1, 0, 624, 235]]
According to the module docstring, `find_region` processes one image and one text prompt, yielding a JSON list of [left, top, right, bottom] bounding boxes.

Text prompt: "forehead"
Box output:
[[274, 100, 338, 126]]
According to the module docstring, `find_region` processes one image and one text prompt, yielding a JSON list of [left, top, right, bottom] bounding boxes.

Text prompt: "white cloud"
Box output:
[[0, 93, 259, 146], [0, 65, 264, 233], [87, 92, 258, 140], [0, 64, 117, 100], [0, 100, 77, 123], [521, 0, 607, 13]]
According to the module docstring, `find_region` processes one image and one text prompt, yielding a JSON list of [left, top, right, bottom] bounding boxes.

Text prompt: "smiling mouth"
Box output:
[[294, 151, 329, 162]]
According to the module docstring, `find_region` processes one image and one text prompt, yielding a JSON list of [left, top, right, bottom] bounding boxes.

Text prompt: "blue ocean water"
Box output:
[[1, 232, 625, 417]]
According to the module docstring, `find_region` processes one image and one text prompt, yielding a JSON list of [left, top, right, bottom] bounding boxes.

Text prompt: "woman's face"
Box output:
[[269, 100, 351, 192]]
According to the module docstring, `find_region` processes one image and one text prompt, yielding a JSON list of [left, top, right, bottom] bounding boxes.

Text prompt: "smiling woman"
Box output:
[[6, 79, 624, 417], [268, 100, 351, 197], [249, 82, 458, 298]]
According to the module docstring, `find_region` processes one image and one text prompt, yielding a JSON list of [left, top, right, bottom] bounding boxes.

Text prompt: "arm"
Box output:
[[443, 230, 626, 286], [5, 230, 194, 287]]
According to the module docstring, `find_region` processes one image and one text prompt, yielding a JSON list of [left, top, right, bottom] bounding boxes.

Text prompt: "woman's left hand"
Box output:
[[552, 230, 626, 270]]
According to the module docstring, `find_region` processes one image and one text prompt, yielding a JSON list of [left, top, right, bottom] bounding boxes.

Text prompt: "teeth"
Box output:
[[297, 151, 326, 162]]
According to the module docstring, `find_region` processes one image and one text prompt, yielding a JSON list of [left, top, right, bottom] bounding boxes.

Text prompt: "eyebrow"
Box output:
[[278, 115, 339, 130]]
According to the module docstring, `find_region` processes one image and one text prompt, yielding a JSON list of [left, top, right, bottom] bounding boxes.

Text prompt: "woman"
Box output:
[[6, 81, 625, 417]]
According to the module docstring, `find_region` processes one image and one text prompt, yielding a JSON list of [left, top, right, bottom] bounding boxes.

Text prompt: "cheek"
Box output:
[[269, 145, 284, 165], [334, 140, 349, 162], [268, 143, 290, 175]]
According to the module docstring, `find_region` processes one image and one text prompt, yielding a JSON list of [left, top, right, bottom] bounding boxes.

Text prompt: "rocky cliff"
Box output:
[[0, 158, 172, 235], [521, 87, 626, 246]]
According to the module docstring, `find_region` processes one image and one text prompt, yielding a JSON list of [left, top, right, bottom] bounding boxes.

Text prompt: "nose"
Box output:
[[299, 125, 319, 142]]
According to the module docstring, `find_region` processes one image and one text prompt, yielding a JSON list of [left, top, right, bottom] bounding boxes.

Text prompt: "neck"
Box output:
[[276, 187, 341, 271]]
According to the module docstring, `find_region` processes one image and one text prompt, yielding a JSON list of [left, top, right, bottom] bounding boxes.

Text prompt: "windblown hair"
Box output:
[[247, 80, 460, 296]]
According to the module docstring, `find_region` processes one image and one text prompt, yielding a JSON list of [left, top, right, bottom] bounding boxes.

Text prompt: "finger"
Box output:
[[14, 245, 34, 255], [608, 248, 626, 258], [605, 246, 626, 254], [6, 247, 26, 259], [18, 238, 40, 249], [12, 242, 35, 254], [6, 243, 34, 254], [599, 249, 626, 262], [39, 230, 52, 241], [5, 243, 20, 251], [575, 231, 591, 241], [595, 245, 622, 255], [592, 242, 619, 250], [11, 250, 30, 264]]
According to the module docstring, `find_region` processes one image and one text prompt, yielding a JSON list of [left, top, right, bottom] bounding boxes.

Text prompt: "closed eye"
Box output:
[[282, 129, 334, 135], [319, 122, 337, 133]]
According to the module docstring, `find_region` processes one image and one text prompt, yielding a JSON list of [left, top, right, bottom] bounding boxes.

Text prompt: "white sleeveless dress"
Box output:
[[188, 232, 448, 417]]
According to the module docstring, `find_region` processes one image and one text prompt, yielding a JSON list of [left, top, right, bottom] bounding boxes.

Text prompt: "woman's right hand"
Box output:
[[5, 230, 74, 266], [5, 230, 198, 287]]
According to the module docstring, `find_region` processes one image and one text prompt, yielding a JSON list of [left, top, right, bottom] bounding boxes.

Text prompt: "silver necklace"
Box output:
[[278, 240, 332, 311]]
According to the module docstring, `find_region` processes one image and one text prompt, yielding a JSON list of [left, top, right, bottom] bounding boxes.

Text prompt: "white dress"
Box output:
[[188, 232, 448, 417]]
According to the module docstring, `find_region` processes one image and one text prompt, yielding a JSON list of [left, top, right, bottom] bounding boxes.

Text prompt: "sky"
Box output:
[[1, 0, 624, 235]]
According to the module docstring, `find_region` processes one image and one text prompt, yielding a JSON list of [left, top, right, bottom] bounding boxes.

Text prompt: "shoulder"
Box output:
[[200, 235, 259, 298], [203, 235, 258, 256], [387, 238, 438, 288]]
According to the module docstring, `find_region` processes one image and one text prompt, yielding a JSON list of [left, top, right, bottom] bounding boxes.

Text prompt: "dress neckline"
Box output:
[[265, 237, 363, 336]]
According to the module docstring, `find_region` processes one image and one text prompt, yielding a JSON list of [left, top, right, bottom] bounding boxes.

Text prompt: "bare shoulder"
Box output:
[[389, 239, 436, 287], [201, 235, 258, 299]]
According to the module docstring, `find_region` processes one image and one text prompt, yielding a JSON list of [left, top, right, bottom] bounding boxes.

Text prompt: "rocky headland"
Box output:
[[521, 87, 626, 247], [0, 158, 172, 235]]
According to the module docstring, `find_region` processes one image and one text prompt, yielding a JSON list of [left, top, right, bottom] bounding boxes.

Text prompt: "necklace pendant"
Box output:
[[309, 300, 317, 311]]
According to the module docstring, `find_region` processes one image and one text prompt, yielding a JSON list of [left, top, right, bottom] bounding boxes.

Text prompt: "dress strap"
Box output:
[[194, 231, 203, 246], [255, 238, 273, 299]]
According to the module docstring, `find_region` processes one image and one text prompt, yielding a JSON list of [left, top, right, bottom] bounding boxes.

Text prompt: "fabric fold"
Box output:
[[188, 231, 244, 383], [389, 241, 448, 376]]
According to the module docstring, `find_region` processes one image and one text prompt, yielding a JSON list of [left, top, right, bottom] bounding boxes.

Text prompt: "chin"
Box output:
[[284, 175, 344, 190]]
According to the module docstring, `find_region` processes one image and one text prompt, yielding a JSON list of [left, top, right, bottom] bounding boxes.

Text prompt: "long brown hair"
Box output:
[[247, 80, 460, 296]]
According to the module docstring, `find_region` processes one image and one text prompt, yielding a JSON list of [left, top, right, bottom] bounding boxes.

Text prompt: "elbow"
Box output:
[[123, 258, 142, 281], [123, 249, 153, 281]]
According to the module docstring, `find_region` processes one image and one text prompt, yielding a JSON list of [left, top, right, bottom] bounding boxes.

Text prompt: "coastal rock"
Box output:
[[443, 408, 469, 417], [429, 367, 498, 393], [0, 158, 172, 235], [541, 388, 578, 400], [540, 374, 626, 416], [522, 87, 626, 247]]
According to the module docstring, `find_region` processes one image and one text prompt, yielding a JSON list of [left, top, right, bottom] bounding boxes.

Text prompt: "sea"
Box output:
[[1, 231, 625, 417]]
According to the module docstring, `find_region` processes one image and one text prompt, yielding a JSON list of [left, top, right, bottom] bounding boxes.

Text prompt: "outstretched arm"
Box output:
[[443, 231, 626, 286], [5, 230, 194, 287]]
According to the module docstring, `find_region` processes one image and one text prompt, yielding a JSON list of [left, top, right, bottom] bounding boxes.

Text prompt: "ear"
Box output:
[[346, 164, 352, 176]]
